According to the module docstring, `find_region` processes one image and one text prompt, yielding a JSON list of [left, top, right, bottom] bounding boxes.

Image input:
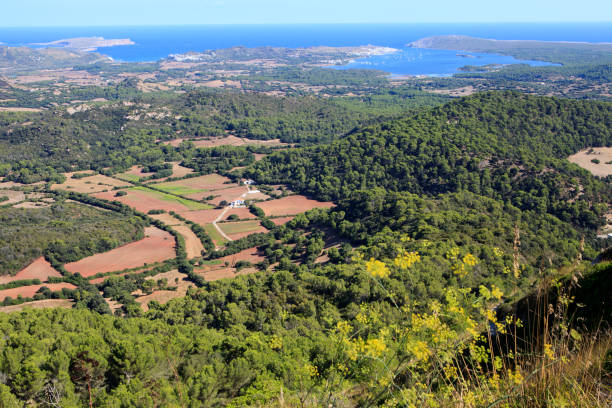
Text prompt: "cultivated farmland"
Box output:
[[64, 226, 176, 276], [0, 283, 77, 301], [0, 257, 61, 285], [93, 186, 212, 213], [218, 220, 268, 240], [257, 195, 335, 216]]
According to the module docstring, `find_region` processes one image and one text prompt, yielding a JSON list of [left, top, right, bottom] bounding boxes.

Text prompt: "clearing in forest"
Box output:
[[257, 195, 335, 217], [116, 162, 194, 183], [271, 216, 295, 226], [52, 173, 130, 194], [64, 226, 176, 277], [166, 135, 287, 148], [194, 248, 266, 281], [0, 299, 74, 313], [568, 147, 612, 177], [0, 257, 62, 285], [136, 269, 195, 311]]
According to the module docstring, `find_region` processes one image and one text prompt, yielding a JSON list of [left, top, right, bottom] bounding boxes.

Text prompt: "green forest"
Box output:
[[0, 202, 145, 275]]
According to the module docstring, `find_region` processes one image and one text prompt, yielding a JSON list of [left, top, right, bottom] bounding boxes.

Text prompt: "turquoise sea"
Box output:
[[0, 23, 609, 76]]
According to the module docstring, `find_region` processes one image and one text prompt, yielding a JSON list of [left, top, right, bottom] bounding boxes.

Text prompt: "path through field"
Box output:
[[212, 185, 251, 246]]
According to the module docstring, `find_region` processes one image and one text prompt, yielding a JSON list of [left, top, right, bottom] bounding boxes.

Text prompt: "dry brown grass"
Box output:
[[173, 225, 205, 258], [257, 195, 335, 216], [166, 135, 287, 148], [52, 173, 130, 194], [136, 269, 195, 311], [0, 189, 25, 205], [568, 147, 612, 177], [0, 299, 73, 313]]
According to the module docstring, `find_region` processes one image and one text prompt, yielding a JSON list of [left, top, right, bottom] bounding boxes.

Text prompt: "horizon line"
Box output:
[[1, 21, 611, 29]]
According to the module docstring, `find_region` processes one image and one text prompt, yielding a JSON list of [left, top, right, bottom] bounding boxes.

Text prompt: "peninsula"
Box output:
[[32, 37, 135, 52], [408, 35, 612, 64]]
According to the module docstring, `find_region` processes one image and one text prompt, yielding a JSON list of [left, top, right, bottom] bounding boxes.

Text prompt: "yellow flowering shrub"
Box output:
[[366, 258, 391, 278]]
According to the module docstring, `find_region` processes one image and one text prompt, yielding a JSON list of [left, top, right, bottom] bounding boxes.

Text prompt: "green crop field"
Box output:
[[218, 220, 263, 235], [129, 187, 212, 210], [152, 183, 205, 196], [115, 173, 141, 182], [203, 224, 228, 245]]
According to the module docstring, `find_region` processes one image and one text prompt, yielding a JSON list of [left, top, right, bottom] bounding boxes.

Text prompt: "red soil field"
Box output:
[[167, 174, 232, 190], [93, 188, 196, 213], [0, 257, 62, 284], [0, 283, 77, 301], [220, 247, 266, 265], [223, 207, 257, 220], [64, 227, 175, 277], [176, 206, 256, 225], [257, 195, 335, 217], [177, 208, 224, 224], [271, 216, 295, 226], [169, 162, 194, 178]]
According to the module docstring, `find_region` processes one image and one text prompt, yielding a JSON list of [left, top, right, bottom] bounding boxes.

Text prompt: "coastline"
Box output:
[[31, 37, 135, 52]]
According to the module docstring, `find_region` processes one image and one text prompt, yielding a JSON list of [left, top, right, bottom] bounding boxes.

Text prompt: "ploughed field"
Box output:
[[0, 283, 77, 302], [257, 195, 335, 216], [64, 226, 175, 276], [0, 257, 61, 285], [165, 135, 287, 148]]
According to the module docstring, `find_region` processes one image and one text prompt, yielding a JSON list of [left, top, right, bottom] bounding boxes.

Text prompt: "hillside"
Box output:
[[247, 92, 612, 228], [409, 35, 612, 64], [0, 91, 609, 406], [0, 46, 108, 70]]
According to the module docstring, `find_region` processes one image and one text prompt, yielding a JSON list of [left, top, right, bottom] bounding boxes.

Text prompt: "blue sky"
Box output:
[[1, 0, 611, 26]]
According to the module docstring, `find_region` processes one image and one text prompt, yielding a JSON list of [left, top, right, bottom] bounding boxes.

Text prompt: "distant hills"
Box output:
[[0, 46, 109, 70], [409, 35, 612, 64]]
